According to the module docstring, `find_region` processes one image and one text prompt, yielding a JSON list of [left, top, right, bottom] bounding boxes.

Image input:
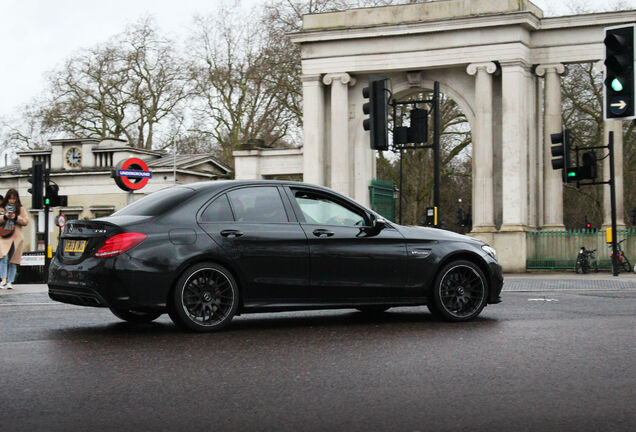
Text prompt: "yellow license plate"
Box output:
[[64, 240, 87, 253]]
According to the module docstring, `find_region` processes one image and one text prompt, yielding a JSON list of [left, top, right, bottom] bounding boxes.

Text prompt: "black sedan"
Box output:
[[48, 180, 503, 332]]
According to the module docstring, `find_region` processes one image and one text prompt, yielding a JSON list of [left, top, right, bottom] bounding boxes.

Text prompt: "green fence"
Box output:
[[527, 229, 636, 270], [369, 179, 396, 222]]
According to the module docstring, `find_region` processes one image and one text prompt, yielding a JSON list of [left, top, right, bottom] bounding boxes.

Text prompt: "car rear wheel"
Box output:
[[428, 260, 488, 322], [110, 308, 162, 323], [169, 262, 239, 332]]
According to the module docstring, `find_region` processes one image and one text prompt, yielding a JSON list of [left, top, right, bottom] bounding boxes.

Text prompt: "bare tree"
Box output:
[[188, 5, 302, 167], [38, 18, 191, 150]]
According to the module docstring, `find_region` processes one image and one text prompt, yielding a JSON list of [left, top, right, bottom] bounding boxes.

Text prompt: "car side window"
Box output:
[[293, 191, 365, 227], [200, 194, 234, 222], [227, 187, 288, 223]]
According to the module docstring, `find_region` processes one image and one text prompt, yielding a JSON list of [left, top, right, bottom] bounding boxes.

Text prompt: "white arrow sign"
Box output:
[[611, 100, 627, 110]]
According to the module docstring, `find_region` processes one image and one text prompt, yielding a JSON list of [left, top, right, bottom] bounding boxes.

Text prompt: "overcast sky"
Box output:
[[0, 0, 634, 123]]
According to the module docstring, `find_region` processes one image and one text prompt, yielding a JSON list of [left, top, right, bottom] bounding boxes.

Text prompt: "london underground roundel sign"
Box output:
[[113, 158, 152, 191]]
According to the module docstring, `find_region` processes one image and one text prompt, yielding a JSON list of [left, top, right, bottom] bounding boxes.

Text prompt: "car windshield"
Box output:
[[113, 187, 196, 216]]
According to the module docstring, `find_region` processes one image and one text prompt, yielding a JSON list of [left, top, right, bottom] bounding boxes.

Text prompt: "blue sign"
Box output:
[[118, 170, 152, 178]]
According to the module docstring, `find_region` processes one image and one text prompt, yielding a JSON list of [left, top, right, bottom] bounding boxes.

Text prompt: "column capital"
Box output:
[[466, 62, 497, 76], [322, 73, 357, 87], [535, 63, 566, 77], [301, 74, 324, 84]]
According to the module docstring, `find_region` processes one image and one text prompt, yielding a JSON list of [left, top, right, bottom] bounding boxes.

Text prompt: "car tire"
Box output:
[[356, 306, 390, 314], [110, 308, 162, 323], [169, 262, 239, 332], [427, 260, 488, 322]]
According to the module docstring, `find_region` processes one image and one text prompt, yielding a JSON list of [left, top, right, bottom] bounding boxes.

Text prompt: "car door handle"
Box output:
[[220, 229, 244, 238], [313, 229, 334, 237]]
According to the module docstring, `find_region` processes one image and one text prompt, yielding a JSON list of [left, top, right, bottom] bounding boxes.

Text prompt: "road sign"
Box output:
[[56, 214, 66, 228], [113, 158, 152, 191]]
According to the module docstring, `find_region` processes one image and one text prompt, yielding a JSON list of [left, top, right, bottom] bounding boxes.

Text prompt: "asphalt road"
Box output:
[[1, 286, 635, 431]]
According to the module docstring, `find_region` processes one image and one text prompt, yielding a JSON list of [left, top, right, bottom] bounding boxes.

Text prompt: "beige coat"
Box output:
[[0, 206, 29, 265]]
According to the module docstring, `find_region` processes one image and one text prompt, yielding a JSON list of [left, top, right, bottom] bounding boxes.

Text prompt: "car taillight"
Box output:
[[94, 232, 147, 258]]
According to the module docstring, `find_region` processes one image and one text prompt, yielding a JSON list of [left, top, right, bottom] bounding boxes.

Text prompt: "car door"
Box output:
[[198, 186, 309, 303], [285, 187, 408, 301]]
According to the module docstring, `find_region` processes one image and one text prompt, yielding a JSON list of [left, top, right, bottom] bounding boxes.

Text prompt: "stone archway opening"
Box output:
[[376, 77, 474, 233]]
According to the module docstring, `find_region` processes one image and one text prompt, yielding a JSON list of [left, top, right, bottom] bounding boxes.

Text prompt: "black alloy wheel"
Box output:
[[110, 308, 162, 323], [170, 262, 239, 332], [428, 260, 488, 322]]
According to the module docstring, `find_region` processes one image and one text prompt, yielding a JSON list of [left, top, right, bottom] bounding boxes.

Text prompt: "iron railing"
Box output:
[[527, 229, 636, 270]]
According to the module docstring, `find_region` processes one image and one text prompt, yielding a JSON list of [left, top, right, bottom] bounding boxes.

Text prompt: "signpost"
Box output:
[[113, 158, 152, 192]]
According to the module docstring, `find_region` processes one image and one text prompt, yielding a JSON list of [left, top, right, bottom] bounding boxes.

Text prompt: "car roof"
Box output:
[[185, 179, 334, 194]]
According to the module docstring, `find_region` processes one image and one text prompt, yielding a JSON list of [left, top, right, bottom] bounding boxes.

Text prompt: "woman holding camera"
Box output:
[[0, 188, 29, 289]]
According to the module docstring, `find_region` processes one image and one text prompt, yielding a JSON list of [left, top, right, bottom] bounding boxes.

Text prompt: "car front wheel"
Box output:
[[428, 260, 488, 322], [169, 262, 239, 332]]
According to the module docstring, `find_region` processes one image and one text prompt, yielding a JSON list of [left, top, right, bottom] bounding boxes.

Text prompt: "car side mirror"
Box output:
[[365, 214, 387, 233], [374, 217, 387, 230]]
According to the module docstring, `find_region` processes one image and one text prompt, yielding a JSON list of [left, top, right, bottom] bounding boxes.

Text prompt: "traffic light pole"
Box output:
[[433, 81, 441, 213], [609, 131, 619, 277], [44, 168, 51, 278]]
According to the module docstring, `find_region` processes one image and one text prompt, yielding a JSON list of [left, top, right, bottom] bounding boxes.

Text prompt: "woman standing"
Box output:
[[0, 188, 29, 289]]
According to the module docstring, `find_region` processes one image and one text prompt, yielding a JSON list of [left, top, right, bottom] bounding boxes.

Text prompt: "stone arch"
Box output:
[[389, 72, 476, 129]]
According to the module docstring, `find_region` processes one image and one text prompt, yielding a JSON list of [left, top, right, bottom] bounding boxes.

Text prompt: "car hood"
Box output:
[[396, 225, 484, 244]]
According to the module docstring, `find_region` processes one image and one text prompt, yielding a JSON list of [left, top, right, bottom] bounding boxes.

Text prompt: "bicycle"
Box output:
[[575, 246, 598, 274], [609, 239, 632, 273]]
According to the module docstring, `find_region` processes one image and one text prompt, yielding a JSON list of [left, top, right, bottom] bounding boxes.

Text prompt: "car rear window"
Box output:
[[113, 187, 196, 216], [227, 187, 288, 223]]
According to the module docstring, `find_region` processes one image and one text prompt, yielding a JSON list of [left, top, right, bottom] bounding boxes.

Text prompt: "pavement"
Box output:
[[1, 271, 636, 304]]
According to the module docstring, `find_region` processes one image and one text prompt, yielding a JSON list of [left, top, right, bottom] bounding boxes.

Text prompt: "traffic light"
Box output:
[[362, 75, 390, 150], [550, 128, 575, 182], [394, 108, 428, 145], [44, 184, 68, 207], [577, 151, 598, 180], [631, 207, 636, 225], [604, 25, 635, 120], [27, 160, 44, 209]]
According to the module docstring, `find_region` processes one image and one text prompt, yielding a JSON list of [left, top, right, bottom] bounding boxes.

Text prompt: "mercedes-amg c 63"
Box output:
[[48, 181, 503, 332]]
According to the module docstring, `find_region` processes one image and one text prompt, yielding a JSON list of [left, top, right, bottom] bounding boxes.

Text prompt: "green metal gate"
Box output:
[[369, 179, 395, 222]]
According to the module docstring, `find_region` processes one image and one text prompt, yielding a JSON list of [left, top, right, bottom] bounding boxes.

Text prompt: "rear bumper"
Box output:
[[47, 254, 171, 311]]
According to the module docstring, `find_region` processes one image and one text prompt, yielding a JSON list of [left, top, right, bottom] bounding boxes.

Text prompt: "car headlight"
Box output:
[[481, 245, 497, 262]]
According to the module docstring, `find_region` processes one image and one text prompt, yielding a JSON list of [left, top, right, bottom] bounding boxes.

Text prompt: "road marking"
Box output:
[[528, 298, 559, 302]]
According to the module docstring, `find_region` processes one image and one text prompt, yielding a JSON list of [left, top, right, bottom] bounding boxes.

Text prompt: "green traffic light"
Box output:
[[611, 78, 624, 92], [44, 198, 50, 205], [568, 171, 576, 178]]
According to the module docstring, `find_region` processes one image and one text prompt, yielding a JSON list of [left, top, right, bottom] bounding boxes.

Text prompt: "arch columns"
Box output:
[[302, 74, 326, 185], [323, 73, 357, 197], [536, 63, 566, 230], [466, 62, 497, 232]]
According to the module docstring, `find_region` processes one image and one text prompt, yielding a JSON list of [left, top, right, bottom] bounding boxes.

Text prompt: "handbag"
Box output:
[[0, 226, 14, 238]]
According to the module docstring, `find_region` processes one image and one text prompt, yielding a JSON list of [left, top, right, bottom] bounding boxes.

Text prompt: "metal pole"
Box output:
[[399, 148, 403, 224], [43, 166, 50, 280], [173, 141, 177, 185], [433, 81, 441, 226], [609, 131, 619, 277]]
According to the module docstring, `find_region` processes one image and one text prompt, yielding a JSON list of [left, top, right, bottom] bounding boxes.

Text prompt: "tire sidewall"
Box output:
[[171, 262, 239, 332], [432, 260, 489, 322]]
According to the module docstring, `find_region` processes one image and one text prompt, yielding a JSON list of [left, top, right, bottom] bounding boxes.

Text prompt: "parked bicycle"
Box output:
[[575, 246, 598, 274], [609, 239, 632, 273]]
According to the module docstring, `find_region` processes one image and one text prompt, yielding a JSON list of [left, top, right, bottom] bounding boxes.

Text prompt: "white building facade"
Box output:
[[0, 138, 231, 253]]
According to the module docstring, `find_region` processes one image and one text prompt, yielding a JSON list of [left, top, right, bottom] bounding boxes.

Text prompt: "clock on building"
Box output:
[[65, 147, 82, 168]]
